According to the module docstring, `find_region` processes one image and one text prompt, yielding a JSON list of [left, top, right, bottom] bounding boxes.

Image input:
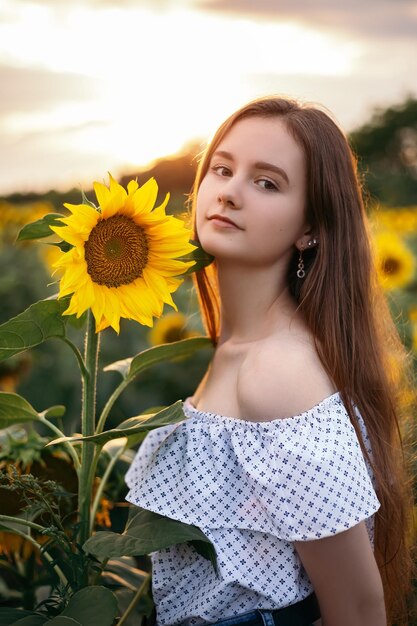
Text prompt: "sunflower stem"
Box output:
[[117, 572, 152, 626], [78, 311, 100, 559], [0, 514, 46, 533]]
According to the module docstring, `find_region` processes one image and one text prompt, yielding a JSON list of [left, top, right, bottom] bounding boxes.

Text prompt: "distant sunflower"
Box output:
[[148, 312, 198, 346], [51, 175, 196, 332], [373, 231, 415, 291], [0, 531, 37, 559], [376, 207, 417, 234]]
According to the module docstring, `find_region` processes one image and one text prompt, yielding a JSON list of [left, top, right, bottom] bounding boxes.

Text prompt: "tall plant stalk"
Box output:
[[78, 311, 100, 552]]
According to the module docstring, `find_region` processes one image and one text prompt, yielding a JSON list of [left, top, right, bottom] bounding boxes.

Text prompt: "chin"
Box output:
[[196, 235, 226, 258]]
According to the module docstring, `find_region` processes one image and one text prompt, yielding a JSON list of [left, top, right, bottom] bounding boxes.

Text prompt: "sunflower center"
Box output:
[[84, 215, 149, 287], [164, 326, 185, 343], [382, 257, 401, 275]]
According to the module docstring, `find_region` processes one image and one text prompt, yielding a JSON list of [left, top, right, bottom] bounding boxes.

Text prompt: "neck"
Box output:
[[215, 260, 302, 345]]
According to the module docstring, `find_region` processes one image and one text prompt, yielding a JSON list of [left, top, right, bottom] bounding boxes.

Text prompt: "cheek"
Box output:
[[195, 182, 210, 231], [195, 196, 204, 236]]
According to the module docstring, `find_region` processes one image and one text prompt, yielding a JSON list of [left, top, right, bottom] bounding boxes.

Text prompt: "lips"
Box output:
[[208, 214, 241, 229]]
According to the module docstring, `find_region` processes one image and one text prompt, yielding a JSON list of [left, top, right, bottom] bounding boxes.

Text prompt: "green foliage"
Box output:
[[0, 206, 214, 623], [51, 400, 186, 447], [105, 336, 212, 381], [179, 241, 214, 274], [47, 618, 80, 625], [0, 427, 48, 466], [84, 507, 218, 575], [0, 298, 70, 362], [0, 392, 40, 426], [17, 214, 66, 242], [350, 96, 417, 206], [59, 587, 118, 626], [12, 615, 48, 625], [0, 610, 45, 625]]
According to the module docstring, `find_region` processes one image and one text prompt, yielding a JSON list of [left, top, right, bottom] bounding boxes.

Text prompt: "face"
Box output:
[[196, 116, 311, 269]]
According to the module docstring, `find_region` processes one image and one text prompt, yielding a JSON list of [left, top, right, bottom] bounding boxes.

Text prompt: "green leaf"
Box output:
[[12, 616, 47, 626], [0, 393, 66, 429], [60, 586, 118, 626], [49, 401, 185, 447], [80, 189, 98, 210], [0, 392, 40, 428], [0, 297, 70, 362], [104, 336, 212, 381], [178, 240, 214, 274], [47, 618, 82, 626], [17, 213, 65, 241], [47, 241, 72, 252], [0, 610, 42, 626], [41, 405, 66, 419], [84, 508, 218, 574]]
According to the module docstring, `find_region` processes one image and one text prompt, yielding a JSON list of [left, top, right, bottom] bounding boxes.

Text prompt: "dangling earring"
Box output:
[[297, 246, 305, 279]]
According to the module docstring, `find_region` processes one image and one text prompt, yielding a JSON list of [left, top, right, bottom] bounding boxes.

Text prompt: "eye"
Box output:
[[256, 178, 279, 192], [211, 164, 232, 177]]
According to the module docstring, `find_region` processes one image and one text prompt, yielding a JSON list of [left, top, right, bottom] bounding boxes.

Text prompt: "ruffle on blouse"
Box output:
[[125, 392, 380, 542]]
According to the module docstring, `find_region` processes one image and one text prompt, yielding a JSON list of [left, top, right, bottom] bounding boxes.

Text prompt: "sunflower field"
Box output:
[[370, 206, 417, 355], [0, 97, 416, 624]]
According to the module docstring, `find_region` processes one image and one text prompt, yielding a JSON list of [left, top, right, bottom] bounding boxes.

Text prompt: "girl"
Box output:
[[125, 97, 414, 626]]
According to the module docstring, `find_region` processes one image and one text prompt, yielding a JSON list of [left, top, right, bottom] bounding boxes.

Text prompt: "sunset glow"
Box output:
[[0, 0, 415, 193]]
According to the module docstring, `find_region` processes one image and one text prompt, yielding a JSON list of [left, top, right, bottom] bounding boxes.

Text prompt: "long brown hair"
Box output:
[[190, 96, 415, 624]]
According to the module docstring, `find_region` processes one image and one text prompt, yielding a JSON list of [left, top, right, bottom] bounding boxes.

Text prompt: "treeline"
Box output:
[[2, 96, 417, 209]]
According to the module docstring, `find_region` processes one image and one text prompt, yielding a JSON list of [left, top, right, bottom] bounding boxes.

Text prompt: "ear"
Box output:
[[295, 228, 319, 251]]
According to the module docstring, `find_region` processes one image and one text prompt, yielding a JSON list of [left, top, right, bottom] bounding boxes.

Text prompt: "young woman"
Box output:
[[125, 97, 414, 626]]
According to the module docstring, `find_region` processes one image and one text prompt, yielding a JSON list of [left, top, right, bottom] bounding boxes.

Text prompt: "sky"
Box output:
[[0, 0, 416, 195]]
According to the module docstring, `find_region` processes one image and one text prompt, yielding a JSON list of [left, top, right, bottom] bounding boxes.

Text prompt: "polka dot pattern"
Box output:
[[125, 392, 380, 626]]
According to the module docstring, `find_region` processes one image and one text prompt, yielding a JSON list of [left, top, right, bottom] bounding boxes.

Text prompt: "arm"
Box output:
[[294, 522, 386, 626]]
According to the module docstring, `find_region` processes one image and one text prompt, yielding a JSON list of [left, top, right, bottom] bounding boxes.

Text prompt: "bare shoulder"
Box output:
[[237, 331, 337, 421]]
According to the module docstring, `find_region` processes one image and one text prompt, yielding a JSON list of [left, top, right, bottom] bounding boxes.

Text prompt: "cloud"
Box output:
[[6, 0, 417, 40], [6, 0, 175, 8], [0, 64, 105, 116], [0, 113, 115, 195], [246, 70, 417, 131], [197, 0, 417, 39]]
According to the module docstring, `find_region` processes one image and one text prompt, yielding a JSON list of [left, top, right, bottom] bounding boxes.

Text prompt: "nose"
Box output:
[[217, 190, 240, 209], [217, 172, 242, 209]]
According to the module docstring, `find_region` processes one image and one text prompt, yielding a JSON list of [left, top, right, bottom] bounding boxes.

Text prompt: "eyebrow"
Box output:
[[212, 150, 289, 185]]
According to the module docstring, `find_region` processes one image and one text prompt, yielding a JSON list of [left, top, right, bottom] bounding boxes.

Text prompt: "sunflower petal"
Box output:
[[127, 180, 139, 195], [130, 178, 158, 216], [152, 192, 170, 216], [50, 225, 85, 247], [93, 181, 112, 211], [63, 203, 100, 226]]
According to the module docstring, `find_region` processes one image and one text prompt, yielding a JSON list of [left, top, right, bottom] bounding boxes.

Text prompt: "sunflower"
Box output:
[[375, 207, 417, 234], [373, 231, 415, 291], [148, 312, 198, 346], [51, 175, 196, 332]]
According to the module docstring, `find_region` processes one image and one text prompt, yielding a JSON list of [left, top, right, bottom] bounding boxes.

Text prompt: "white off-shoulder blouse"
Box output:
[[125, 392, 380, 626]]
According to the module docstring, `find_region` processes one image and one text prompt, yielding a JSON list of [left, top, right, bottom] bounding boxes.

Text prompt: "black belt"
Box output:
[[208, 593, 320, 626]]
